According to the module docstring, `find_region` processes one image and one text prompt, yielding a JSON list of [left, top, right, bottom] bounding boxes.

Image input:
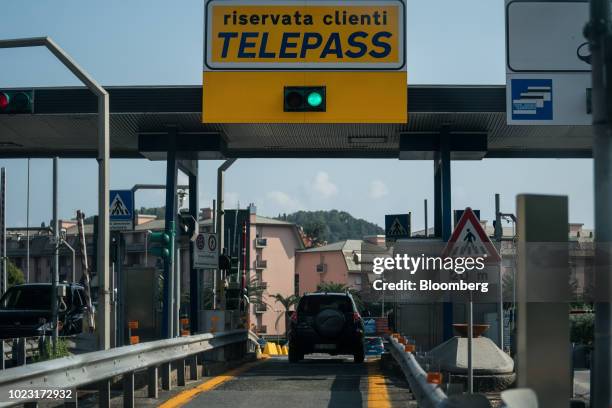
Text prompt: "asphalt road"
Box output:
[[179, 354, 415, 408]]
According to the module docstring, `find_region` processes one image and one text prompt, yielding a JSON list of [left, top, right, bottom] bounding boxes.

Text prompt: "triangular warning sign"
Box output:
[[442, 207, 500, 262], [388, 218, 407, 236], [110, 194, 130, 216]]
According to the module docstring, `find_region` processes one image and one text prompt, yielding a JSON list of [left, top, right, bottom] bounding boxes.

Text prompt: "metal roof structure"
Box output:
[[0, 85, 592, 159]]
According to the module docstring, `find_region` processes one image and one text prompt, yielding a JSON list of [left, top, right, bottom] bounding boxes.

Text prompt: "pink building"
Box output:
[[199, 207, 304, 337], [248, 214, 304, 337]]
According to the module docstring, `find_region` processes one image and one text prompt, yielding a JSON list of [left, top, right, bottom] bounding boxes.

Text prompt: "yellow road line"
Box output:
[[159, 358, 268, 408], [367, 360, 392, 408]]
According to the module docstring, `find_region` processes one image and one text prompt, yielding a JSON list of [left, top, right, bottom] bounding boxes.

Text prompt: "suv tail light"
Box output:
[[352, 312, 361, 323], [290, 311, 298, 323]]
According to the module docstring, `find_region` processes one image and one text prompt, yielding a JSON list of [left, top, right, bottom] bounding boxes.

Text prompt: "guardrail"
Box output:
[[387, 336, 448, 408], [0, 329, 251, 408]]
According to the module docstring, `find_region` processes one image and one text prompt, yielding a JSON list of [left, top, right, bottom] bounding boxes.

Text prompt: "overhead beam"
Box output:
[[399, 132, 488, 160]]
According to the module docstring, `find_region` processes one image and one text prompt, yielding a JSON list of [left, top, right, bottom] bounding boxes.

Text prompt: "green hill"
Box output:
[[276, 210, 383, 244]]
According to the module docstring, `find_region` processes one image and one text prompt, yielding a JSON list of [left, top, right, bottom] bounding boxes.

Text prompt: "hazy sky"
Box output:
[[0, 0, 594, 230]]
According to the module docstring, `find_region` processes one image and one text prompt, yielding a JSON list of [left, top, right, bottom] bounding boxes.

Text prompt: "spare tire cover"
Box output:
[[314, 308, 346, 338]]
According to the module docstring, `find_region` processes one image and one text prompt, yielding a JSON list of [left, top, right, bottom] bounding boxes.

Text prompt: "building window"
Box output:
[[294, 274, 299, 295]]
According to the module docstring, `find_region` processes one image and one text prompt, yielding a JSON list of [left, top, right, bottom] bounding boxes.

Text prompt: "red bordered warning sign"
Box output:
[[441, 207, 501, 263]]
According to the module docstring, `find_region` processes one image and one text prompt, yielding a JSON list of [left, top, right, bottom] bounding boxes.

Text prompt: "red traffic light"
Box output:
[[0, 90, 33, 114], [0, 93, 8, 110]]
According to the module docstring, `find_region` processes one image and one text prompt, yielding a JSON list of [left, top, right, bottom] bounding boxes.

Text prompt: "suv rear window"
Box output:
[[0, 286, 51, 310], [298, 295, 353, 315]]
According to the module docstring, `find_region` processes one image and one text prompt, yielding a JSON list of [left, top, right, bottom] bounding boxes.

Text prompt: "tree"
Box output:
[[272, 293, 300, 335], [7, 260, 24, 288]]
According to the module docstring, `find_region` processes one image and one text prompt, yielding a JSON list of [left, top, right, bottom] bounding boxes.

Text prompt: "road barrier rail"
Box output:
[[0, 329, 250, 407], [388, 335, 448, 408]]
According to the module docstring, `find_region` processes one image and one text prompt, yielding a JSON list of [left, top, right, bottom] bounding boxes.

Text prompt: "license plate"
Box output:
[[314, 344, 336, 350]]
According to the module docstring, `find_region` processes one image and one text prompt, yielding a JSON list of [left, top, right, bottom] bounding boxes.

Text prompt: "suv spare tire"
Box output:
[[314, 308, 345, 338]]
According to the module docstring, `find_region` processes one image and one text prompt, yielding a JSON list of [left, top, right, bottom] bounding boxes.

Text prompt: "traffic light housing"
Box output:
[[0, 90, 33, 114], [149, 231, 171, 259], [284, 86, 326, 112]]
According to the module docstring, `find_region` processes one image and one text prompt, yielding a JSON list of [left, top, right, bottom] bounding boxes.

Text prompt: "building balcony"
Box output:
[[254, 303, 267, 313], [255, 259, 267, 269], [255, 238, 268, 248], [255, 325, 267, 334]]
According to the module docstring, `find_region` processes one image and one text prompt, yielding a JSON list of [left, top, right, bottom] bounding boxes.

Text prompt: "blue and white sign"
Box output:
[[511, 79, 553, 121], [109, 190, 134, 231], [385, 213, 411, 241], [506, 1, 592, 126]]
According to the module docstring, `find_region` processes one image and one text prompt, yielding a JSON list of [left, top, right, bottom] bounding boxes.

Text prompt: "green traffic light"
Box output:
[[307, 91, 323, 107]]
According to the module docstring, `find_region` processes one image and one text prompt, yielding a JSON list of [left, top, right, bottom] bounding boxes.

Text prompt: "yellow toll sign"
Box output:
[[203, 0, 407, 124], [205, 1, 405, 69]]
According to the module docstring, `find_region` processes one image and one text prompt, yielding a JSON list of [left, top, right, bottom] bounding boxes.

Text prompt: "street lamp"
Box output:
[[59, 229, 76, 283]]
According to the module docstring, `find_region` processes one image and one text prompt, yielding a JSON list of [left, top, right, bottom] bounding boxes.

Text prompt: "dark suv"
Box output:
[[0, 283, 89, 339], [288, 292, 365, 363]]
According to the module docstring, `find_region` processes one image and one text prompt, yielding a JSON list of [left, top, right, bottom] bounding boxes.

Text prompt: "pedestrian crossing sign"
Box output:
[[385, 213, 411, 241], [442, 207, 500, 262], [109, 189, 134, 231]]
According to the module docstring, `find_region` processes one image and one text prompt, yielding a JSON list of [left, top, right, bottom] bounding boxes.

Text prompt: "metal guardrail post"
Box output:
[[123, 371, 135, 408], [147, 366, 159, 399], [161, 363, 172, 390], [18, 338, 26, 366], [189, 355, 199, 380], [177, 359, 186, 387], [0, 340, 4, 370], [98, 379, 111, 408]]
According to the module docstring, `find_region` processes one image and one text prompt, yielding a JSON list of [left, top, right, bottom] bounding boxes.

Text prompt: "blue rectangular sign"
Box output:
[[109, 190, 134, 231], [385, 213, 411, 241], [511, 78, 553, 121]]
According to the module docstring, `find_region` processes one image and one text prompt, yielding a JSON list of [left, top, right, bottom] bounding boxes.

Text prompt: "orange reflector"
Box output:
[[130, 335, 140, 345], [405, 344, 415, 353], [399, 337, 407, 345], [181, 330, 190, 336], [128, 321, 139, 329], [427, 372, 442, 384], [180, 318, 190, 325]]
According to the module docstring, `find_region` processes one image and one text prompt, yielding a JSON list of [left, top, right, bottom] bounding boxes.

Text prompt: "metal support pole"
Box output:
[[467, 292, 474, 394], [495, 193, 504, 350], [587, 0, 612, 404], [440, 130, 452, 242], [52, 157, 59, 352], [433, 154, 441, 238], [424, 199, 428, 238], [163, 130, 178, 339], [60, 239, 76, 283], [0, 168, 5, 296], [26, 158, 30, 282], [216, 159, 236, 310], [188, 165, 199, 333], [437, 129, 453, 341]]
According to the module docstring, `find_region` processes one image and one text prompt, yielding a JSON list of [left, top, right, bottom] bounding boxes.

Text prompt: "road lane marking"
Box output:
[[367, 360, 392, 408], [159, 358, 268, 408]]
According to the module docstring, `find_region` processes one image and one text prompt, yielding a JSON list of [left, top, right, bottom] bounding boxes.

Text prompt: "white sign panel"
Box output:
[[507, 1, 590, 72], [194, 233, 219, 269], [506, 1, 592, 125]]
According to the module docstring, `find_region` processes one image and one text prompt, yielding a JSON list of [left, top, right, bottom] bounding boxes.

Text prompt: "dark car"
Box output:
[[0, 283, 89, 339], [288, 292, 365, 363]]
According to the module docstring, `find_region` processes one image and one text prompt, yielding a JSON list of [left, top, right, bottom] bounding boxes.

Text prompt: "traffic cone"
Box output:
[[263, 342, 277, 355], [282, 345, 289, 355]]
